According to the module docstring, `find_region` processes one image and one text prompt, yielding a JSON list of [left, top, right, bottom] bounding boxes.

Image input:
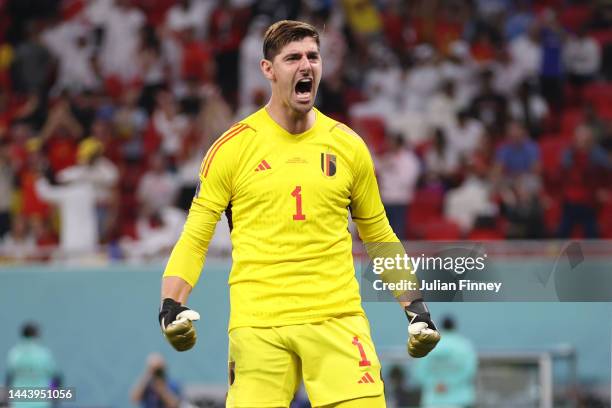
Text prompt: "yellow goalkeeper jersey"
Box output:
[[163, 107, 399, 330]]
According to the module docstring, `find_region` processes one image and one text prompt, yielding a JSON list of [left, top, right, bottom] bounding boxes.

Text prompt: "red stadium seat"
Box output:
[[467, 228, 504, 240], [532, 1, 564, 15], [408, 189, 444, 224], [543, 196, 562, 235], [344, 88, 367, 106], [351, 116, 388, 154], [600, 215, 612, 239], [590, 29, 612, 47], [583, 82, 612, 108], [560, 5, 592, 32], [599, 201, 612, 238], [407, 189, 444, 239], [539, 138, 568, 177], [419, 217, 462, 241], [560, 109, 583, 137], [414, 139, 432, 158], [599, 105, 612, 120], [61, 0, 85, 20], [143, 120, 162, 156]]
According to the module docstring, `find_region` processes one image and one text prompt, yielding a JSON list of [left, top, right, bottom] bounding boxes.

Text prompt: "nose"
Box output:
[[298, 55, 311, 73]]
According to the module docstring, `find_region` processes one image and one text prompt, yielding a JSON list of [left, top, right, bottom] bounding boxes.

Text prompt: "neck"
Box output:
[[265, 97, 315, 134]]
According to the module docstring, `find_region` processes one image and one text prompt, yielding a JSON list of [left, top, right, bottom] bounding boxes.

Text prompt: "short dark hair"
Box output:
[[263, 20, 320, 60], [22, 322, 39, 338], [442, 316, 456, 331]]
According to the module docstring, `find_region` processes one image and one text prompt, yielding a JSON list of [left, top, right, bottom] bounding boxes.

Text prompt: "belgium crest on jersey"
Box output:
[[321, 152, 336, 176]]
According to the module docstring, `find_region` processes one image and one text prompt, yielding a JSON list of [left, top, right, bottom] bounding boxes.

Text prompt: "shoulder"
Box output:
[[218, 120, 256, 141], [527, 141, 540, 153], [168, 379, 181, 394], [326, 117, 367, 149], [208, 121, 256, 153], [324, 118, 376, 173], [201, 122, 254, 178], [234, 108, 270, 133], [6, 344, 20, 362], [316, 109, 354, 138], [331, 122, 360, 139], [496, 143, 510, 153], [327, 120, 373, 165]]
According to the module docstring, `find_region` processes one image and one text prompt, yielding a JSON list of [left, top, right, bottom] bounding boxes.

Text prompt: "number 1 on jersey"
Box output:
[[291, 186, 306, 221]]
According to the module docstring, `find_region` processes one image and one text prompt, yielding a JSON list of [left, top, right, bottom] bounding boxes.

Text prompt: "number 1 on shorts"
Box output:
[[352, 336, 371, 367]]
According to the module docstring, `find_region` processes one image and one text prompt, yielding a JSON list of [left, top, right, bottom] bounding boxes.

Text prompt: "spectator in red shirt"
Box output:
[[180, 27, 213, 82], [208, 0, 249, 108], [19, 147, 51, 220], [381, 1, 416, 58], [558, 125, 611, 238], [0, 138, 13, 237]]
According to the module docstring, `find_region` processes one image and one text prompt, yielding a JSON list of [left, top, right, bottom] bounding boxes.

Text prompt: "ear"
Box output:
[[260, 58, 275, 81]]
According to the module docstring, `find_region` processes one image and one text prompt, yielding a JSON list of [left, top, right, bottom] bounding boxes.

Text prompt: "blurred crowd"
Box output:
[[0, 0, 611, 263]]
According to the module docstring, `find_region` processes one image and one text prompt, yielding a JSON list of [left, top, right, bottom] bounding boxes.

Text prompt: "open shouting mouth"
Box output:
[[294, 77, 313, 103]]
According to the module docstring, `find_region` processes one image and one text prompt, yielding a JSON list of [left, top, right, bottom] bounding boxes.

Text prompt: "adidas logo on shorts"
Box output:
[[357, 372, 376, 384]]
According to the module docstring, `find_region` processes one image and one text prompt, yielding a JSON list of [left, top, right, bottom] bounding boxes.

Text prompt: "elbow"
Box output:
[[359, 219, 399, 243]]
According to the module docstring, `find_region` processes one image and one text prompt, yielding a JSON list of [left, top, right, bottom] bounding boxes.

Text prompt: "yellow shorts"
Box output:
[[226, 314, 384, 407]]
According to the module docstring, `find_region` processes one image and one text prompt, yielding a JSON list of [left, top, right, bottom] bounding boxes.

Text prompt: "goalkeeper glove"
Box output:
[[159, 298, 200, 352], [405, 298, 440, 358]]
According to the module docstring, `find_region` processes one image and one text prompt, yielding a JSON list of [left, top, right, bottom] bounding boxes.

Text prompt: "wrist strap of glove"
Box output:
[[404, 298, 437, 330], [159, 298, 184, 328]]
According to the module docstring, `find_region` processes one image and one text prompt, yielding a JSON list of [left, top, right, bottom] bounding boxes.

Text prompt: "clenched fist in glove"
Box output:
[[405, 298, 440, 358], [159, 298, 200, 352]]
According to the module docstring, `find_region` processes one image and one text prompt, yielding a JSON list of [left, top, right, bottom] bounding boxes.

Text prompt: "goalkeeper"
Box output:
[[159, 20, 439, 408]]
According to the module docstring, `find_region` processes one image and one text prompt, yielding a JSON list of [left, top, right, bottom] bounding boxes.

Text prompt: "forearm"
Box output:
[[159, 201, 214, 351], [161, 276, 192, 303], [129, 374, 149, 403], [162, 199, 220, 287], [355, 213, 422, 304], [366, 240, 423, 306], [157, 386, 180, 408], [35, 178, 61, 202]]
